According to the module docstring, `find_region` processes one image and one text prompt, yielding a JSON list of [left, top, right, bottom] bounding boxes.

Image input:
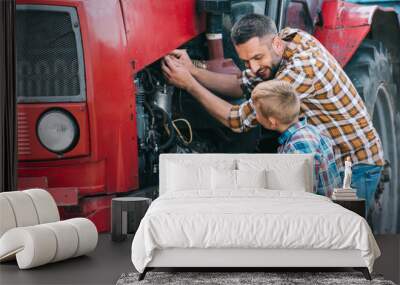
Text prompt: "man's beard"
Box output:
[[257, 60, 282, 80]]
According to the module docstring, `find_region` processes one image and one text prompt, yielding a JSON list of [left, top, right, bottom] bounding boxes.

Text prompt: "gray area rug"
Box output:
[[116, 271, 396, 285]]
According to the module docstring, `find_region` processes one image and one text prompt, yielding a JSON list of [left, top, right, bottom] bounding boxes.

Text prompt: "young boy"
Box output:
[[251, 80, 341, 196]]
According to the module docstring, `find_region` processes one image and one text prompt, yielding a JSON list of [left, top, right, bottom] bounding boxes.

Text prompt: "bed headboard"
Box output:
[[159, 153, 315, 195]]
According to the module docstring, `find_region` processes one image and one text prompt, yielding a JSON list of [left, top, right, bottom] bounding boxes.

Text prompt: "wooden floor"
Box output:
[[0, 234, 399, 285]]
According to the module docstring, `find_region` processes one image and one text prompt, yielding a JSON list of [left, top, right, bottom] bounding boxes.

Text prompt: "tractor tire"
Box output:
[[345, 39, 400, 234]]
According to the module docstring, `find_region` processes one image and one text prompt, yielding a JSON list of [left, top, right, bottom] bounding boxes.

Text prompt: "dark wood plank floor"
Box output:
[[0, 234, 398, 285]]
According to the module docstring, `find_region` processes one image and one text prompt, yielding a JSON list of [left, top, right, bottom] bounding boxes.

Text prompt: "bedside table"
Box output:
[[111, 197, 152, 242], [332, 198, 366, 218]]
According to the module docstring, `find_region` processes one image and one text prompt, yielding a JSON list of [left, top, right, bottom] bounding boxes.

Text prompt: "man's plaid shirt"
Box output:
[[228, 28, 384, 170], [278, 117, 341, 196]]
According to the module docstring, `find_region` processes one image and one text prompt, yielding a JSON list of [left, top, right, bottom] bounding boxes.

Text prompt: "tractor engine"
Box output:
[[134, 65, 216, 188], [133, 58, 259, 188]]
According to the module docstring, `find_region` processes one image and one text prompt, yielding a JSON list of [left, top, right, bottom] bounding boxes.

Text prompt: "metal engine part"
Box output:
[[153, 83, 174, 116], [134, 79, 149, 149]]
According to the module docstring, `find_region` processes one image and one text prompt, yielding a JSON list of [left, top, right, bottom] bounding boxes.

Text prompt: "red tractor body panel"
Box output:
[[315, 0, 399, 66], [16, 0, 204, 232], [18, 103, 91, 160], [17, 0, 139, 202], [120, 0, 205, 71]]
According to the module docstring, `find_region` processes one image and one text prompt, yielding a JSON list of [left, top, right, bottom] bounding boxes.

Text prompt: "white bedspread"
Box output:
[[131, 190, 380, 273]]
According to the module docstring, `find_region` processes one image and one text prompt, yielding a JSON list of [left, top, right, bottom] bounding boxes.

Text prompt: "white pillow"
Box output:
[[237, 158, 310, 192], [211, 168, 237, 190], [236, 169, 267, 189], [166, 159, 236, 192], [167, 162, 211, 191], [266, 168, 307, 192], [211, 169, 267, 190]]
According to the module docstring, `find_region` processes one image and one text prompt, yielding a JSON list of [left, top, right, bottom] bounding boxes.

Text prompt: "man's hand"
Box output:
[[168, 49, 243, 98], [162, 55, 196, 91], [169, 49, 196, 75]]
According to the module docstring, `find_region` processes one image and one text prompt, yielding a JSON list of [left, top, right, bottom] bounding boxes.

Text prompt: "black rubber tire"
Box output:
[[345, 39, 400, 234]]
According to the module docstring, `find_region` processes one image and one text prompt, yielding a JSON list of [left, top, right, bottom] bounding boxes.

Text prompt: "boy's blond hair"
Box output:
[[251, 80, 300, 124]]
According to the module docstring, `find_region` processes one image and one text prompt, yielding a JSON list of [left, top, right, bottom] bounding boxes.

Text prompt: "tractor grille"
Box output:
[[17, 111, 31, 156], [16, 6, 85, 102]]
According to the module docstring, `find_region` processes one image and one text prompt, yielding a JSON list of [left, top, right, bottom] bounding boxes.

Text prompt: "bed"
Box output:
[[131, 154, 380, 280]]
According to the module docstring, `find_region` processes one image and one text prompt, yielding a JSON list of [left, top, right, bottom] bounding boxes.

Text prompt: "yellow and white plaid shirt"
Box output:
[[229, 28, 384, 170]]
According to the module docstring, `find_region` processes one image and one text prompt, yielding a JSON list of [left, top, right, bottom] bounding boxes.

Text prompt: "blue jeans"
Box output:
[[339, 164, 383, 219]]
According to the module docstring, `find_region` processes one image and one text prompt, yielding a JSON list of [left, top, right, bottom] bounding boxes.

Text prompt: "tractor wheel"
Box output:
[[345, 39, 400, 234]]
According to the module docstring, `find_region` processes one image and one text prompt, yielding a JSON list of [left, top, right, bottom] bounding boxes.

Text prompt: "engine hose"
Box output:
[[151, 104, 176, 151], [141, 69, 157, 94], [172, 118, 193, 145], [143, 101, 155, 126]]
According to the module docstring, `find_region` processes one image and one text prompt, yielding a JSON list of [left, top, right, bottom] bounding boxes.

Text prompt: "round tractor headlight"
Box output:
[[37, 109, 79, 154]]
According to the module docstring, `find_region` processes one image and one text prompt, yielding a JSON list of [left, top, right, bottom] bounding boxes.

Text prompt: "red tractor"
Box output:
[[16, 0, 400, 233]]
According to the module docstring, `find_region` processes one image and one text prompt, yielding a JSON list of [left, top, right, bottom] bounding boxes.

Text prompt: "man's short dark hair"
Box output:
[[231, 14, 277, 45]]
